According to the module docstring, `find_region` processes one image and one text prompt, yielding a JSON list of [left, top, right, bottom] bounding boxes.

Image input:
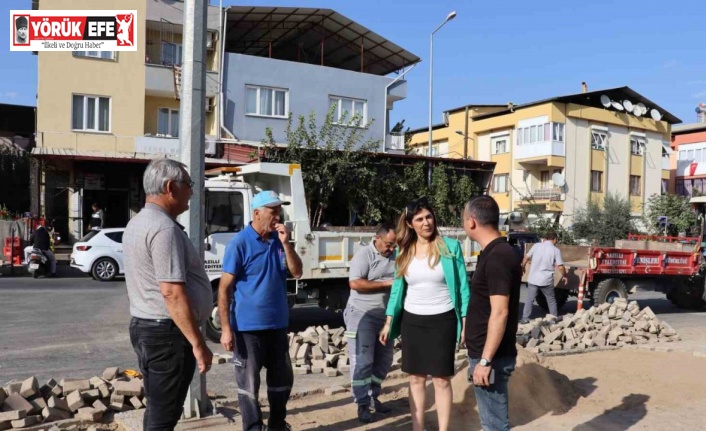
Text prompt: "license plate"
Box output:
[[29, 263, 39, 270]]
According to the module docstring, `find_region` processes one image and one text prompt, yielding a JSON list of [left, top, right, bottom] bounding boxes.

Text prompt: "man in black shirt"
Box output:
[[463, 195, 521, 431]]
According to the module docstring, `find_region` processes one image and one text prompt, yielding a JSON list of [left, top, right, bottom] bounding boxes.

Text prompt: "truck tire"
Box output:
[[667, 278, 706, 310], [536, 289, 569, 314], [205, 285, 223, 343], [592, 278, 628, 306]]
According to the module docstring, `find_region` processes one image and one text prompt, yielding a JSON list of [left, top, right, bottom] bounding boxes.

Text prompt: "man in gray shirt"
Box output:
[[344, 223, 396, 423], [521, 231, 567, 323], [123, 158, 213, 430]]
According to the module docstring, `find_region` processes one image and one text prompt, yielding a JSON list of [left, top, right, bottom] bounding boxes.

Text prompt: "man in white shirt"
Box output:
[[520, 231, 567, 323]]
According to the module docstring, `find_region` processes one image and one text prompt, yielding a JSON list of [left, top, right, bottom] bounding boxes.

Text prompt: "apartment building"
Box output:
[[672, 113, 706, 198], [408, 86, 679, 229], [32, 0, 223, 242], [32, 2, 418, 243], [218, 7, 418, 156]]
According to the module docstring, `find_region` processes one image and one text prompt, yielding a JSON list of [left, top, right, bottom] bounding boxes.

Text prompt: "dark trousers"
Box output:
[[129, 317, 195, 431], [234, 328, 294, 431]]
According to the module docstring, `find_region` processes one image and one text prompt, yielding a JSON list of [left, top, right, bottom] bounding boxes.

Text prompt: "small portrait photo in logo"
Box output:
[[14, 15, 30, 45]]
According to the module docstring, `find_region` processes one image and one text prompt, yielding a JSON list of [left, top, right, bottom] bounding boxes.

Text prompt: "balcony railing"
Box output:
[[662, 156, 670, 171], [386, 132, 405, 151], [515, 141, 565, 159], [531, 187, 563, 200]]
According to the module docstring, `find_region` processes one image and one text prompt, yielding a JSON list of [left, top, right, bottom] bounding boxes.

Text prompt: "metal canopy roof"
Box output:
[[223, 6, 420, 76]]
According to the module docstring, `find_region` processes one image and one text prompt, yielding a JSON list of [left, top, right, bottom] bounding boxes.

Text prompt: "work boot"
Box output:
[[266, 423, 291, 431], [373, 397, 391, 414], [357, 404, 373, 423]]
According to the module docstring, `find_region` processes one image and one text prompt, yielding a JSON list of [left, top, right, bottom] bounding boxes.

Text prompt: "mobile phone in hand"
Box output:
[[468, 365, 495, 386]]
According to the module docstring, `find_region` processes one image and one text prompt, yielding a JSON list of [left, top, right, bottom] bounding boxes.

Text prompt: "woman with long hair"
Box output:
[[379, 198, 470, 431]]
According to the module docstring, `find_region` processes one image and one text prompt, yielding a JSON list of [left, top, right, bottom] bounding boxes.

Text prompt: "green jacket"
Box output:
[[385, 237, 471, 342]]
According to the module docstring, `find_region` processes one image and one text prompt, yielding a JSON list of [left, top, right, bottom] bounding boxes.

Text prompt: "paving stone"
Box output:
[[81, 389, 101, 403], [114, 380, 143, 397], [60, 379, 91, 394], [129, 396, 144, 409], [0, 421, 9, 431], [2, 394, 33, 416], [47, 396, 71, 413], [19, 377, 39, 399], [0, 411, 25, 422], [4, 382, 21, 396], [102, 367, 120, 381], [92, 400, 108, 414], [66, 390, 85, 412], [42, 406, 72, 422], [324, 368, 339, 377], [10, 415, 41, 428], [76, 407, 103, 421], [293, 366, 310, 375], [27, 395, 47, 415]]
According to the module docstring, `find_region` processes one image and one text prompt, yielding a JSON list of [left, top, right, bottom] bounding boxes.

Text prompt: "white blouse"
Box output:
[[403, 257, 453, 315]]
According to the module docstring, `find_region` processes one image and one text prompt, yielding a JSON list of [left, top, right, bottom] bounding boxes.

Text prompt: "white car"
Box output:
[[70, 228, 125, 281]]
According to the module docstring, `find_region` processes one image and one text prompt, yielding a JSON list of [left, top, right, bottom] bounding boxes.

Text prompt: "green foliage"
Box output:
[[642, 193, 697, 236], [572, 192, 634, 246], [261, 112, 480, 227]]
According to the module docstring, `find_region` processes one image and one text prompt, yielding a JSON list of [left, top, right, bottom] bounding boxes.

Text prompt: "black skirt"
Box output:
[[401, 309, 457, 377]]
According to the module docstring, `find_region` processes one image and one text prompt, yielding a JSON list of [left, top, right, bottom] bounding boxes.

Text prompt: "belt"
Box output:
[[132, 317, 174, 326]]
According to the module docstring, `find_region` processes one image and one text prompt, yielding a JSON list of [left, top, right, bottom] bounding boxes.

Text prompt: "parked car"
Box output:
[[70, 228, 125, 281]]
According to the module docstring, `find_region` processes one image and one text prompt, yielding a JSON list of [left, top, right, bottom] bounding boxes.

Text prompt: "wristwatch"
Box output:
[[479, 358, 492, 367]]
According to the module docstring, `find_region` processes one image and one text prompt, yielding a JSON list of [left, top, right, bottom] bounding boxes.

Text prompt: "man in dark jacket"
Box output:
[[24, 223, 57, 276]]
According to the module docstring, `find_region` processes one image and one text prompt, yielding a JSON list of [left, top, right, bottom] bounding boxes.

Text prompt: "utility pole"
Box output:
[[178, 0, 211, 419]]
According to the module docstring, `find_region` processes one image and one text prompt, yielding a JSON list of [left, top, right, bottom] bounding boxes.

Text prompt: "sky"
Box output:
[[2, 0, 705, 132]]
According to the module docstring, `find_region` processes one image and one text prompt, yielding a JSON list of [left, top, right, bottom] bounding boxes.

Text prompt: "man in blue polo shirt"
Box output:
[[217, 190, 303, 431]]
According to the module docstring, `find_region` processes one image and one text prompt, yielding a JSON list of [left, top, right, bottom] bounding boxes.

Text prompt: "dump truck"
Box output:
[[200, 162, 488, 341], [527, 198, 706, 312]]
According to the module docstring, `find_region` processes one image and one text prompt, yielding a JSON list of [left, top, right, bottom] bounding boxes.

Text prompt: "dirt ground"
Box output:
[[241, 348, 706, 431]]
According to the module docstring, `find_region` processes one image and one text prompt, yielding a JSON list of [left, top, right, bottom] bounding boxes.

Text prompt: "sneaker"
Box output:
[[373, 397, 391, 414], [357, 405, 373, 423]]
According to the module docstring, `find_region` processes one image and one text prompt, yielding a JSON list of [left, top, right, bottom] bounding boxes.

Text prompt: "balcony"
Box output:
[[386, 132, 405, 152], [662, 156, 670, 171], [513, 187, 564, 212], [145, 64, 219, 99], [531, 187, 563, 200], [515, 141, 565, 169]]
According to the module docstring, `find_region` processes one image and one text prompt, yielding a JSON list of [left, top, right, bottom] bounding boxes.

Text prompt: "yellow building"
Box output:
[[408, 87, 679, 229], [33, 0, 224, 242]]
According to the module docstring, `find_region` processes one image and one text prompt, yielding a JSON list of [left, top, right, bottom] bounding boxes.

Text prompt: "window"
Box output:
[[161, 41, 182, 66], [552, 123, 565, 142], [206, 191, 245, 234], [630, 136, 645, 155], [246, 86, 288, 117], [662, 179, 668, 194], [73, 51, 115, 60], [104, 231, 124, 243], [158, 108, 179, 137], [630, 175, 641, 195], [516, 122, 564, 144], [493, 174, 509, 193], [329, 96, 367, 124], [72, 95, 110, 132], [591, 171, 602, 192], [591, 131, 607, 150], [688, 150, 694, 160], [492, 136, 508, 154], [540, 171, 551, 188], [679, 150, 686, 160], [697, 149, 703, 163]]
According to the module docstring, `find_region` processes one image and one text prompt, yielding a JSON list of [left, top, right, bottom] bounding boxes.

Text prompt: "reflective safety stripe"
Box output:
[[267, 386, 291, 392], [351, 377, 371, 386], [344, 330, 357, 339], [237, 388, 257, 400], [371, 375, 385, 384]]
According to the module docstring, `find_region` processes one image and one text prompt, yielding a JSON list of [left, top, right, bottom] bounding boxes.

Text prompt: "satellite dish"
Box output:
[[623, 100, 634, 113], [636, 103, 647, 116], [612, 101, 624, 111], [552, 173, 566, 188], [650, 109, 662, 121], [600, 95, 611, 108]]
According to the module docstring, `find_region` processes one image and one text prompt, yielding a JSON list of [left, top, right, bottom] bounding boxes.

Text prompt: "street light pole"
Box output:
[[428, 11, 456, 182]]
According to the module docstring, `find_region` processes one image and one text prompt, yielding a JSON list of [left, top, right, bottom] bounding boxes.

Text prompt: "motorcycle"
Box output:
[[27, 248, 50, 278]]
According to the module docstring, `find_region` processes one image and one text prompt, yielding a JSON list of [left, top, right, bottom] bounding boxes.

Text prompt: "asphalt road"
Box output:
[[1, 274, 704, 397]]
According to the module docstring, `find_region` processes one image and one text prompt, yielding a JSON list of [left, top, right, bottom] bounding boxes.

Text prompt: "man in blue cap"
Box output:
[[217, 190, 303, 431]]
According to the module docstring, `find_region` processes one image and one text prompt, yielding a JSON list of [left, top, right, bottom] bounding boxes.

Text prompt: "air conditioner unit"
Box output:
[[509, 212, 524, 223], [205, 97, 215, 113]]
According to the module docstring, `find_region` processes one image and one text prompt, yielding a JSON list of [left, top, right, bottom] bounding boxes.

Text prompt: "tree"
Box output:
[[642, 193, 697, 237], [572, 192, 634, 246], [260, 111, 481, 227]]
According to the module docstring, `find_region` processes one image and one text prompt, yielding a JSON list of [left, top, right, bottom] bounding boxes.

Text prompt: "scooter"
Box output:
[[27, 248, 50, 278]]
